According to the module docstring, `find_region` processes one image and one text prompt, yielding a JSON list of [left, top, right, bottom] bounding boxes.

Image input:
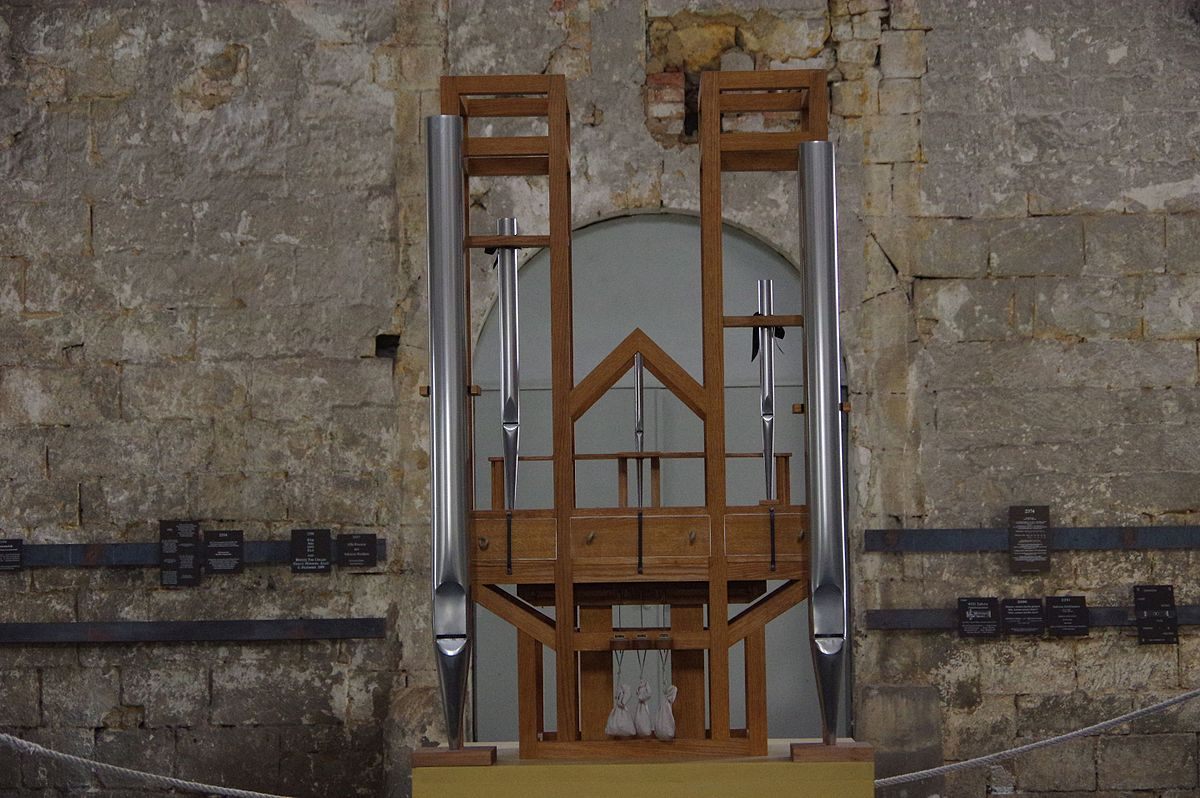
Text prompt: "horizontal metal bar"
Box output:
[[865, 526, 1200, 553], [866, 606, 1200, 631], [0, 618, 387, 645], [19, 539, 387, 568]]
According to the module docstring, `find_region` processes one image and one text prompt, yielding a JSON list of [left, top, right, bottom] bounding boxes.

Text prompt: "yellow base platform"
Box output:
[[413, 740, 875, 798]]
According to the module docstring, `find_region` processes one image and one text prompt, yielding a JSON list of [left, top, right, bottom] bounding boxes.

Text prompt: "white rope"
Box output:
[[876, 686, 1200, 788], [0, 731, 294, 798]]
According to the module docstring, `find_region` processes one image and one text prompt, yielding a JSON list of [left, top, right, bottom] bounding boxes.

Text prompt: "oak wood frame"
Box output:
[[437, 69, 828, 762]]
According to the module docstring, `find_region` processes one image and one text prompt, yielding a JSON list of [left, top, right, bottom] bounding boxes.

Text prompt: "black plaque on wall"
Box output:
[[204, 530, 244, 575], [1008, 505, 1051, 573], [0, 539, 23, 572], [1046, 595, 1089, 636], [1134, 584, 1178, 645], [291, 529, 332, 574], [1002, 598, 1045, 635], [160, 520, 202, 588], [336, 533, 378, 568], [958, 597, 1002, 638]]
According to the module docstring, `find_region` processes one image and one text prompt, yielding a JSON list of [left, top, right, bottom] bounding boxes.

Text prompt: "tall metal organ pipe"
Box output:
[[799, 140, 850, 746], [426, 114, 472, 750]]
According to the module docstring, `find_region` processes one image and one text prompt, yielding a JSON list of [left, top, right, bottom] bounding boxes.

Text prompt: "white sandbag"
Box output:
[[654, 684, 677, 741], [605, 683, 636, 737], [633, 679, 654, 737]]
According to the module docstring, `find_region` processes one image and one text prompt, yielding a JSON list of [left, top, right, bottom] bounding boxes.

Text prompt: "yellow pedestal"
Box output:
[[413, 741, 875, 798]]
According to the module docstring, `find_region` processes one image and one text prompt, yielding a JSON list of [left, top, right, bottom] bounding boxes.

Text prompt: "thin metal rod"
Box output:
[[497, 216, 521, 576], [800, 140, 849, 746], [634, 352, 644, 574], [757, 280, 775, 502], [426, 114, 472, 750]]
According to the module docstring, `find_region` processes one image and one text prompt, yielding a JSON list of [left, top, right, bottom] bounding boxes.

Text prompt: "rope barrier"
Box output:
[[8, 685, 1200, 793], [0, 731, 294, 798], [876, 685, 1200, 787]]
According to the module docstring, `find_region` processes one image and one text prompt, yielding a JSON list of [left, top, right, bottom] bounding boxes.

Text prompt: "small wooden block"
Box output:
[[411, 746, 498, 768], [790, 739, 874, 763]]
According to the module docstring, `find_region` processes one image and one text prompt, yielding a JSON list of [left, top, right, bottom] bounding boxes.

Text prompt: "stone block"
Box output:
[[1014, 736, 1096, 791], [879, 30, 926, 78], [121, 666, 209, 727], [1085, 214, 1167, 275], [284, 471, 381, 526], [879, 78, 921, 114], [246, 358, 395, 422], [943, 695, 1016, 760], [915, 341, 1196, 391], [1098, 734, 1197, 790], [1144, 274, 1200, 338], [94, 728, 176, 791], [863, 114, 920, 163], [176, 726, 281, 795], [1166, 214, 1200, 273], [1016, 691, 1133, 737], [0, 366, 120, 425], [210, 662, 343, 726], [0, 670, 40, 727], [977, 640, 1075, 697], [191, 472, 287, 521], [1033, 276, 1143, 340], [1073, 631, 1180, 693], [915, 278, 1019, 342], [988, 217, 1084, 277], [19, 727, 96, 791], [121, 362, 250, 421], [858, 684, 944, 779], [41, 667, 121, 728]]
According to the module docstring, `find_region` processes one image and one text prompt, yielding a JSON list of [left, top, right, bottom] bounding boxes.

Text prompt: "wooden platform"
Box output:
[[413, 740, 874, 798]]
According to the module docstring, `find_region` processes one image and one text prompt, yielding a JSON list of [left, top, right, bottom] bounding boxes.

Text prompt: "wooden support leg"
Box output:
[[670, 605, 706, 739], [744, 628, 768, 756], [518, 631, 544, 757], [578, 606, 613, 740]]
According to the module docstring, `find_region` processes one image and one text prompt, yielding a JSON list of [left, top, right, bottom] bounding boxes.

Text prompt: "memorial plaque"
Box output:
[[1008, 505, 1051, 574], [291, 529, 332, 574], [204, 530, 244, 575], [1134, 584, 1178, 645], [160, 520, 202, 588], [1002, 598, 1045, 636], [1046, 595, 1089, 636], [0, 539, 22, 572], [337, 533, 378, 568], [957, 597, 1001, 638]]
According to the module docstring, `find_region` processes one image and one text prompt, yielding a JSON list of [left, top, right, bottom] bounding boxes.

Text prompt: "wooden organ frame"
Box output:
[[440, 69, 830, 760]]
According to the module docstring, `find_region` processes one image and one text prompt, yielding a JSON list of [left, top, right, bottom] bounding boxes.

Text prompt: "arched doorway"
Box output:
[[471, 212, 836, 742]]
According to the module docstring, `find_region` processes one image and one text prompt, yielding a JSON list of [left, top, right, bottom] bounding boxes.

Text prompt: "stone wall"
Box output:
[[0, 1, 439, 795], [2, 0, 1200, 796]]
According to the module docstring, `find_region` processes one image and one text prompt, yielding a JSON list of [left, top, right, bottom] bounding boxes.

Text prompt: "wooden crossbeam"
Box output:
[[728, 579, 809, 643], [568, 328, 707, 422], [475, 584, 557, 649]]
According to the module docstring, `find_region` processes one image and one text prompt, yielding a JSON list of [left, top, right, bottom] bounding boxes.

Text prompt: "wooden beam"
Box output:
[[475, 585, 557, 649], [569, 329, 707, 422], [722, 314, 803, 328], [465, 136, 550, 157], [465, 235, 551, 250], [462, 96, 549, 117], [716, 70, 819, 91], [719, 91, 807, 113], [699, 70, 731, 742], [727, 579, 808, 643], [464, 156, 549, 177], [720, 131, 822, 153], [447, 74, 552, 95]]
